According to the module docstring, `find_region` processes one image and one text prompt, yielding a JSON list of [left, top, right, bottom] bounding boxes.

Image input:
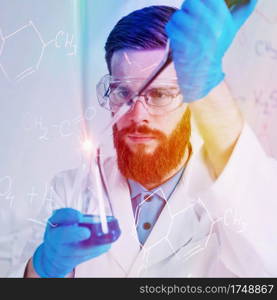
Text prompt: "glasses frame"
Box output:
[[97, 74, 183, 115]]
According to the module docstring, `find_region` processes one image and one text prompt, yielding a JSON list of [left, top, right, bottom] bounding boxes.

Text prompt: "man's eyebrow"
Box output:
[[109, 82, 122, 88], [147, 86, 179, 90]]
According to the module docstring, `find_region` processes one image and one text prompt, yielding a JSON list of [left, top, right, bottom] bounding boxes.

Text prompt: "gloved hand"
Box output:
[[33, 208, 111, 278], [166, 0, 258, 102]]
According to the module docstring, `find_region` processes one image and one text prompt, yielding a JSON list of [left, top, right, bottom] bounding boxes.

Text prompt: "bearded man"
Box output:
[[12, 1, 277, 278]]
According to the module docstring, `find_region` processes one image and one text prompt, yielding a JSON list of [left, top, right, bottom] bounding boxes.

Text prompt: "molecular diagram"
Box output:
[[255, 40, 277, 61], [254, 89, 277, 116], [235, 89, 276, 156], [0, 20, 77, 83], [0, 175, 49, 211], [255, 7, 277, 25], [129, 186, 246, 277], [0, 174, 61, 232], [23, 106, 96, 141], [0, 176, 14, 209]]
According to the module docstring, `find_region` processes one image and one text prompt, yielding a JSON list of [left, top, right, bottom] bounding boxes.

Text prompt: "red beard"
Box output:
[[113, 108, 191, 187]]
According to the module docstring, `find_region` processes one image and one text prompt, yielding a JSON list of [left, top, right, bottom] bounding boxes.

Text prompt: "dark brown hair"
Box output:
[[104, 5, 177, 73]]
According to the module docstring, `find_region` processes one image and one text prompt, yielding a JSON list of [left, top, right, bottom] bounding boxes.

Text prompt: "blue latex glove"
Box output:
[[166, 0, 258, 102], [33, 208, 111, 278]]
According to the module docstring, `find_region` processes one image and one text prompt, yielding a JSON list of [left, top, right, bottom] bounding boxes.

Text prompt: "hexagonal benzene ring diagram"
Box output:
[[170, 199, 217, 263], [0, 21, 46, 82], [139, 197, 216, 271]]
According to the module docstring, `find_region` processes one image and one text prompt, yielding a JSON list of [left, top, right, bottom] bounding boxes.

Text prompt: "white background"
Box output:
[[0, 0, 276, 276]]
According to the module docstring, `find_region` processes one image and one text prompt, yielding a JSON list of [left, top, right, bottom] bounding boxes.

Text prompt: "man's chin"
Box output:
[[125, 140, 158, 154]]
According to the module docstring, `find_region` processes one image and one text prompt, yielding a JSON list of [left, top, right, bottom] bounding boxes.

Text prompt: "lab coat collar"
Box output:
[[127, 167, 185, 202]]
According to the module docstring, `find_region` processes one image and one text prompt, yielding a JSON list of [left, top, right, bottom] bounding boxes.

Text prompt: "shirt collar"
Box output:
[[128, 167, 184, 201]]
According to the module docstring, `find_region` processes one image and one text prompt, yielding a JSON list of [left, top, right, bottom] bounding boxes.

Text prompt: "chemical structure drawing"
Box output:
[[0, 28, 4, 56], [255, 40, 277, 60], [0, 175, 15, 208], [237, 28, 248, 47], [255, 8, 277, 25], [223, 208, 247, 234], [23, 106, 96, 141], [133, 193, 248, 277], [254, 89, 277, 116], [26, 181, 73, 230], [55, 30, 77, 56], [0, 21, 77, 83], [257, 121, 274, 157], [27, 186, 39, 206], [130, 191, 213, 277], [27, 218, 58, 228]]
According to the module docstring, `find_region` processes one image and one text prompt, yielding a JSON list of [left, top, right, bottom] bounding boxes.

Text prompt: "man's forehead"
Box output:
[[110, 49, 177, 80]]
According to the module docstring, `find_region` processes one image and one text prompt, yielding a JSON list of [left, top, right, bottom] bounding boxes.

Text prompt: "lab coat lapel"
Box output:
[[103, 157, 141, 274]]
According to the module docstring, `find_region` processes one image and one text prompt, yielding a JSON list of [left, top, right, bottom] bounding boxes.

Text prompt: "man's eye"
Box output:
[[115, 88, 131, 99], [148, 88, 179, 99], [148, 89, 166, 99]]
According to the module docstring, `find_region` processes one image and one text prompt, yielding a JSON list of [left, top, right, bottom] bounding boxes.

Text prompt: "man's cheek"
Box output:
[[115, 117, 129, 131]]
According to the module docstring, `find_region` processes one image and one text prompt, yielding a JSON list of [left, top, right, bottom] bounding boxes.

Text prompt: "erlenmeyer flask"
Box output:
[[77, 145, 121, 247]]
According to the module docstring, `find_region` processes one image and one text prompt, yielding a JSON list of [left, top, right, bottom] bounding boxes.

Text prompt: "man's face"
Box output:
[[111, 49, 190, 186], [111, 49, 188, 152]]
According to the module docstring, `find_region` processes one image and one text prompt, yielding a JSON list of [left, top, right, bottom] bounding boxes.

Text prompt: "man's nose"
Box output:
[[128, 97, 149, 123]]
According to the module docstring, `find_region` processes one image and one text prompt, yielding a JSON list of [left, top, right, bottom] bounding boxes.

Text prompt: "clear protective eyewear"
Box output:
[[97, 75, 183, 115]]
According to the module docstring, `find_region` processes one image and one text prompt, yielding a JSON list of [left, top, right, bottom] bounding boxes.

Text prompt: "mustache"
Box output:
[[116, 124, 165, 139]]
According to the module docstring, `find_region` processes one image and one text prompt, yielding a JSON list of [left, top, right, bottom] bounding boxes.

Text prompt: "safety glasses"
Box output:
[[97, 75, 183, 115]]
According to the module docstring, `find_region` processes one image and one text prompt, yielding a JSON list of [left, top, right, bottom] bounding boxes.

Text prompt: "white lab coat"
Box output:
[[9, 123, 277, 277]]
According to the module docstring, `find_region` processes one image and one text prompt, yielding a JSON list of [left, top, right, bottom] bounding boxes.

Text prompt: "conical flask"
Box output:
[[72, 140, 121, 247]]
